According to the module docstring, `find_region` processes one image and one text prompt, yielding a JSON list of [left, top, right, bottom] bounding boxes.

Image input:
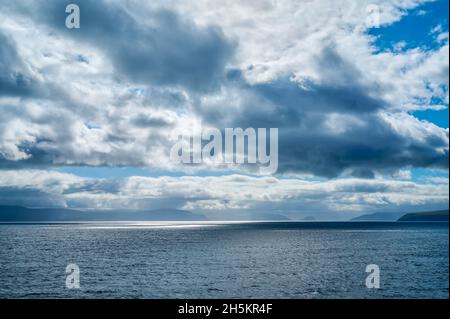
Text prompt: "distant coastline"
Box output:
[[398, 210, 449, 222], [0, 205, 448, 223], [0, 205, 207, 222], [352, 209, 449, 222]]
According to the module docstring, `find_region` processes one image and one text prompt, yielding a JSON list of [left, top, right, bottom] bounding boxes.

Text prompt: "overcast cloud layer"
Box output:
[[0, 0, 448, 218]]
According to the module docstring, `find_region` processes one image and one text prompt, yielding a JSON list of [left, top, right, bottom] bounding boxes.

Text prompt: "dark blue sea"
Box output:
[[0, 221, 448, 298]]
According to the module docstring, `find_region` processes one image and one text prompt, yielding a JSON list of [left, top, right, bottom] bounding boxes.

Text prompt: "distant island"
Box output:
[[0, 206, 207, 222], [398, 210, 449, 222], [352, 209, 449, 222], [351, 212, 406, 221], [351, 209, 448, 222]]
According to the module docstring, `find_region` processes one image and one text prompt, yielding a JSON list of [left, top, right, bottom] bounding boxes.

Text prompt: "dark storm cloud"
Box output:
[[276, 115, 448, 177], [9, 0, 234, 92], [200, 48, 449, 178]]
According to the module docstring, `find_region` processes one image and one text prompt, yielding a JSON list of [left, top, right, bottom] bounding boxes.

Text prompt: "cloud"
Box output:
[[0, 31, 36, 97], [199, 59, 449, 177], [0, 0, 448, 215], [4, 0, 234, 92], [0, 170, 447, 219]]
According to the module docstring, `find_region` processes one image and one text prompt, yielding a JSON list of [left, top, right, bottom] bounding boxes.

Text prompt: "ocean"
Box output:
[[0, 221, 448, 298]]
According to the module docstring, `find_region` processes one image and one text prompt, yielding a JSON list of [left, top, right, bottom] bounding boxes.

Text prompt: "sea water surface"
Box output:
[[0, 221, 448, 298]]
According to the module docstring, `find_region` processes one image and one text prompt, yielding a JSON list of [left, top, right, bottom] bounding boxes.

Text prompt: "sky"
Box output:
[[0, 0, 448, 220]]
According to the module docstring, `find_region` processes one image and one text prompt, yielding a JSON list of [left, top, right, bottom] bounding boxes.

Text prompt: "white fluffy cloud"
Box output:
[[0, 169, 448, 219]]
